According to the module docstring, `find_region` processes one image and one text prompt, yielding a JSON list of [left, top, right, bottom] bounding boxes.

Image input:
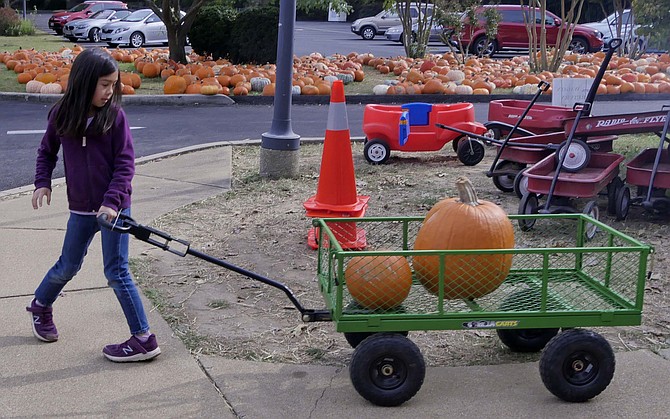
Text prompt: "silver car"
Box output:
[[101, 8, 183, 48], [351, 3, 434, 40], [385, 22, 445, 43], [63, 9, 132, 43]]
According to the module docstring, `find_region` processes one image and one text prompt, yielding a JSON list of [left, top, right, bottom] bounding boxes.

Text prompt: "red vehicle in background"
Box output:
[[49, 1, 127, 35], [448, 4, 604, 56]]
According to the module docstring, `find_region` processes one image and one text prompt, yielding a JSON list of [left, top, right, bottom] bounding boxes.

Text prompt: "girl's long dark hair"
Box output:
[[51, 48, 122, 138]]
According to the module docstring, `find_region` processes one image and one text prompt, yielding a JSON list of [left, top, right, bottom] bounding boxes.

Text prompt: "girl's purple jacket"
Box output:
[[34, 108, 135, 213]]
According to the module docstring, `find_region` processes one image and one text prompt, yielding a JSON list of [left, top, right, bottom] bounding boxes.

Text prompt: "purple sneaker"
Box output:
[[26, 299, 59, 342], [103, 334, 161, 362]]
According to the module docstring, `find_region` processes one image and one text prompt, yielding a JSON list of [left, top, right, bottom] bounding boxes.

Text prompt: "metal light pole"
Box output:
[[259, 0, 301, 179]]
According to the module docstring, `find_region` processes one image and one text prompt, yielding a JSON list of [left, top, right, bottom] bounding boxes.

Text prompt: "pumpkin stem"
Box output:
[[455, 176, 480, 206]]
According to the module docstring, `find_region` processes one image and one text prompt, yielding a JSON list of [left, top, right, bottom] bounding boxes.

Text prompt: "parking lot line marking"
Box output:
[[7, 127, 146, 135]]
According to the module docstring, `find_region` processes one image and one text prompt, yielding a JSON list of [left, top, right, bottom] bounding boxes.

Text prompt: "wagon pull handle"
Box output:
[[486, 80, 552, 177], [97, 213, 191, 257], [572, 102, 592, 113], [607, 37, 623, 50]]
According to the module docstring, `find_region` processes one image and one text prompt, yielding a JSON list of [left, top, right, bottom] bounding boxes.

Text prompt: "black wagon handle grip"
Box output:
[[538, 80, 550, 91], [607, 37, 623, 50], [97, 212, 133, 233]]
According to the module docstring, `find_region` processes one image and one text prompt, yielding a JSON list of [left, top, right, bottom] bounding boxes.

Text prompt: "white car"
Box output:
[[100, 8, 184, 48], [582, 9, 645, 50], [63, 9, 132, 42]]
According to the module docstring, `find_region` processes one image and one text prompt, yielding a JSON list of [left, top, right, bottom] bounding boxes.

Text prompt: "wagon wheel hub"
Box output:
[[380, 363, 395, 376], [571, 359, 585, 372]]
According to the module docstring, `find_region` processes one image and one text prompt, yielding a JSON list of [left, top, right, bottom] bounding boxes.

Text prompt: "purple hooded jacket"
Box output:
[[34, 107, 135, 213]]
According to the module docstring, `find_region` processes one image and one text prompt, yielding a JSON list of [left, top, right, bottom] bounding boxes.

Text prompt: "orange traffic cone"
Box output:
[[304, 80, 369, 249]]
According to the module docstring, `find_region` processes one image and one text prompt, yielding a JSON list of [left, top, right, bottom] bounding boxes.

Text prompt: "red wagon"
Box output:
[[362, 102, 488, 166], [486, 99, 577, 139], [519, 152, 626, 239]]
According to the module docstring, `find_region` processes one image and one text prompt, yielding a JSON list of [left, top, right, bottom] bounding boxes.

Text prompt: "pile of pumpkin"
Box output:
[[0, 47, 81, 95], [119, 49, 366, 96], [368, 51, 670, 95], [345, 177, 514, 311]]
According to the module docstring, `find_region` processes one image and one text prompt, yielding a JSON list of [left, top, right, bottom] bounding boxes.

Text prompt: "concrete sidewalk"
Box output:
[[1, 145, 669, 418]]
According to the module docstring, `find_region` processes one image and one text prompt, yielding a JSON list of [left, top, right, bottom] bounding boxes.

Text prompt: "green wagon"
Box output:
[[313, 214, 652, 406], [99, 212, 652, 407]]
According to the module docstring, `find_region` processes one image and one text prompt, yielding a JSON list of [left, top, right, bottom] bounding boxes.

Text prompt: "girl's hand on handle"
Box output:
[[32, 187, 51, 209], [98, 205, 117, 219]]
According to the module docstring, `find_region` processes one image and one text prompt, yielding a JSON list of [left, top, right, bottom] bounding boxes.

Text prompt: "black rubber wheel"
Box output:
[[350, 333, 425, 407], [485, 126, 502, 141], [513, 168, 530, 199], [364, 139, 390, 164], [457, 138, 485, 166], [89, 27, 101, 43], [451, 136, 461, 152], [518, 192, 539, 231], [129, 31, 145, 48], [360, 26, 376, 40], [540, 329, 615, 402], [497, 328, 560, 353], [556, 139, 591, 172], [344, 331, 409, 349], [582, 200, 599, 241], [615, 185, 631, 221], [607, 177, 624, 215], [492, 160, 523, 193]]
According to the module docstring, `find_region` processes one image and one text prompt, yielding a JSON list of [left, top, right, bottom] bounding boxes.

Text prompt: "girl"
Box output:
[[28, 47, 160, 362]]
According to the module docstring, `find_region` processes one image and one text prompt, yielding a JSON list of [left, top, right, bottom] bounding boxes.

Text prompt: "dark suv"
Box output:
[[450, 5, 604, 55], [49, 1, 127, 35]]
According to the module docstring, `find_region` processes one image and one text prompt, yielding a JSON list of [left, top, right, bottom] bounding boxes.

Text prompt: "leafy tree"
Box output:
[[434, 0, 499, 63], [150, 0, 351, 64], [633, 0, 670, 52], [523, 0, 585, 73], [392, 0, 434, 58]]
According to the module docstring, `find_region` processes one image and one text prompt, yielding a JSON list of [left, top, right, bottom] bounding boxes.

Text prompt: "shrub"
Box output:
[[189, 4, 237, 60], [228, 6, 278, 64], [0, 7, 36, 36], [0, 7, 20, 35]]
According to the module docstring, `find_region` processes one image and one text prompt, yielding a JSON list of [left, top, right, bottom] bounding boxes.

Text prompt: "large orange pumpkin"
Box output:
[[345, 255, 412, 310], [413, 177, 514, 299]]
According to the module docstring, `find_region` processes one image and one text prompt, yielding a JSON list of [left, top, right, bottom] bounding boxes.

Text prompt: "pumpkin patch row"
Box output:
[[3, 46, 670, 96], [369, 51, 670, 95]]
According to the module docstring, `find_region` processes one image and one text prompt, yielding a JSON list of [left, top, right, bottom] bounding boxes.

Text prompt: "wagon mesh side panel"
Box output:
[[316, 217, 646, 322]]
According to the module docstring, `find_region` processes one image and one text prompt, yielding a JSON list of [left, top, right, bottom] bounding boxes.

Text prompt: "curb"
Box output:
[[3, 91, 670, 106]]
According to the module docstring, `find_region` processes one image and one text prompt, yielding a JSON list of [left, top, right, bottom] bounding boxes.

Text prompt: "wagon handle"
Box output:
[[540, 101, 593, 213], [487, 80, 552, 177], [97, 214, 332, 323], [642, 106, 670, 209], [582, 38, 622, 107]]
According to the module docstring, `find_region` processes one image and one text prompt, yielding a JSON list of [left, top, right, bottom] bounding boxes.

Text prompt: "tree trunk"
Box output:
[[168, 28, 187, 63]]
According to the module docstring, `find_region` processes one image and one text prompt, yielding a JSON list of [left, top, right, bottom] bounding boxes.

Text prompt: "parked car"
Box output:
[[100, 8, 185, 48], [48, 1, 127, 35], [63, 9, 132, 42], [582, 9, 646, 50], [351, 3, 434, 40], [448, 5, 604, 56], [385, 22, 444, 43]]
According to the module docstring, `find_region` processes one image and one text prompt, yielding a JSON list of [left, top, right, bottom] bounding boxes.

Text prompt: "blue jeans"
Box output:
[[35, 208, 150, 335]]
